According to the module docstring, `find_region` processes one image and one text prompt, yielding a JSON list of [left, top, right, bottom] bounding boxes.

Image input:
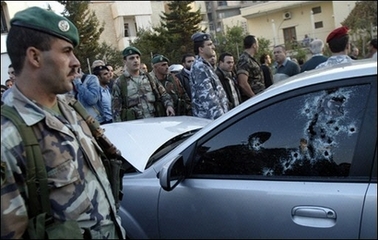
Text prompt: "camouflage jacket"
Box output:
[[150, 71, 192, 116], [236, 51, 265, 99], [1, 86, 125, 239], [190, 55, 229, 120], [111, 70, 173, 122]]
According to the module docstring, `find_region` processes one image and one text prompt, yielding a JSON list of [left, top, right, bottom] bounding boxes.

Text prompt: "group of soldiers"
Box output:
[[87, 32, 270, 123]]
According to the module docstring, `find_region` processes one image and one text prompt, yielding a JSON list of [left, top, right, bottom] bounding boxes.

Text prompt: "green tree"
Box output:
[[342, 1, 377, 57], [133, 1, 204, 64], [256, 37, 272, 64], [214, 25, 247, 61], [214, 26, 272, 63], [57, 1, 123, 73], [95, 42, 124, 78], [160, 1, 204, 62], [342, 1, 377, 38], [131, 27, 171, 69]]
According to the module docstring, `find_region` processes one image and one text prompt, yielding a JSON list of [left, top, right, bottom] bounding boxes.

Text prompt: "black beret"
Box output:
[[10, 7, 79, 47], [151, 55, 169, 65], [93, 65, 109, 75], [122, 46, 141, 57], [191, 32, 211, 42]]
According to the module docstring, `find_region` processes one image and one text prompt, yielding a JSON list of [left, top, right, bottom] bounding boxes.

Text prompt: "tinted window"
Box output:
[[193, 85, 370, 178]]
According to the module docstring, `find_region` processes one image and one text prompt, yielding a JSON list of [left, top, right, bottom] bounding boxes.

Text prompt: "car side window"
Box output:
[[192, 84, 370, 178]]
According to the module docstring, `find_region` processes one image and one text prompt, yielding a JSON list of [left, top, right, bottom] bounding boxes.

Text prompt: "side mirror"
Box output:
[[159, 155, 185, 191]]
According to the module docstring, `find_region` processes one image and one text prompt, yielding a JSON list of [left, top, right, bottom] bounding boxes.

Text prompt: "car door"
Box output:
[[158, 76, 377, 239]]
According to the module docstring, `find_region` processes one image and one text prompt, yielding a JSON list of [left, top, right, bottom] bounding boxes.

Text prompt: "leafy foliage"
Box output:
[[96, 42, 123, 77], [342, 1, 377, 58], [132, 1, 204, 64], [57, 1, 122, 73], [342, 1, 377, 38], [131, 27, 170, 69], [214, 25, 272, 64], [214, 25, 247, 61], [256, 37, 273, 64]]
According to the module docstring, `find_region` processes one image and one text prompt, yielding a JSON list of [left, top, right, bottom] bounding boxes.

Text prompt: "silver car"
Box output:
[[103, 59, 377, 239]]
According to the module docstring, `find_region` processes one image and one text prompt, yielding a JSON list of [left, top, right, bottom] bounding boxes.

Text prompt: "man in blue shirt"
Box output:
[[72, 60, 105, 123], [273, 45, 300, 83], [93, 65, 113, 124]]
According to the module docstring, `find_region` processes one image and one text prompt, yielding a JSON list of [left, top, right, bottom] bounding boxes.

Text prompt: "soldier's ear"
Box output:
[[26, 47, 41, 67]]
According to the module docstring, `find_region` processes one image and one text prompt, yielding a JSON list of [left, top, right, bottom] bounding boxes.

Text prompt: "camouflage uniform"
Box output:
[[190, 56, 229, 120], [236, 51, 265, 101], [111, 70, 173, 122], [150, 71, 192, 116], [1, 86, 125, 239], [315, 55, 354, 69]]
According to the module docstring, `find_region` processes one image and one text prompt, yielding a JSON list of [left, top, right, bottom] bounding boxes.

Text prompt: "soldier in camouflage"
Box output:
[[150, 54, 192, 116], [236, 35, 265, 102], [190, 32, 229, 120], [111, 47, 175, 122], [1, 7, 125, 239]]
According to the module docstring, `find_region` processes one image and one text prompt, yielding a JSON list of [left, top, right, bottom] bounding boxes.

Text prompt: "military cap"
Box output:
[[122, 46, 141, 57], [10, 6, 79, 47], [152, 55, 169, 65], [91, 60, 105, 70], [191, 32, 211, 42], [326, 26, 349, 43], [93, 65, 109, 75], [169, 64, 183, 73]]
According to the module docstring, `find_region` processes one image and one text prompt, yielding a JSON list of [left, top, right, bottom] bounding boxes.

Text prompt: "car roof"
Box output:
[[266, 58, 377, 94]]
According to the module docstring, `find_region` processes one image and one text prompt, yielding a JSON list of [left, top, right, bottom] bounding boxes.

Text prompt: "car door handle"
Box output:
[[292, 206, 336, 219], [292, 206, 337, 228]]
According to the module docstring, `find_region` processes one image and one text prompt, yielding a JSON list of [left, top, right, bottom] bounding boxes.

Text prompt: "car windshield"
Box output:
[[145, 129, 201, 169]]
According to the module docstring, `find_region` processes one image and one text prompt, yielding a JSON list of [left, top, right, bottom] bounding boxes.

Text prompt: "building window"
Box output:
[[206, 2, 212, 11], [209, 23, 215, 32], [1, 3, 9, 33], [241, 21, 248, 34], [207, 13, 213, 22], [217, 1, 227, 7], [312, 6, 321, 14], [124, 23, 129, 37], [314, 21, 323, 29], [216, 22, 222, 32]]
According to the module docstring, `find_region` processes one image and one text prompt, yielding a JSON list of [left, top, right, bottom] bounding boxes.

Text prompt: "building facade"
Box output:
[[88, 1, 208, 53], [205, 1, 266, 34], [240, 1, 356, 48]]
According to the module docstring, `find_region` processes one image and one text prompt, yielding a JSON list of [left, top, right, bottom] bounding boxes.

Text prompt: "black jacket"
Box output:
[[215, 67, 241, 109]]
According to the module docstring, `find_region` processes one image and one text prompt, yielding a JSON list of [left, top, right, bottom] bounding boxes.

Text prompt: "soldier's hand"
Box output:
[[166, 106, 175, 116]]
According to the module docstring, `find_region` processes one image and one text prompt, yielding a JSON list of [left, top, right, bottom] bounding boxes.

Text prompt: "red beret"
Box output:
[[326, 26, 349, 43]]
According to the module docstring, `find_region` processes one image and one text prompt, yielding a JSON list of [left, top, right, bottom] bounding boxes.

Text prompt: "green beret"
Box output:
[[10, 7, 79, 47], [191, 32, 211, 42], [122, 46, 141, 57], [152, 55, 169, 65]]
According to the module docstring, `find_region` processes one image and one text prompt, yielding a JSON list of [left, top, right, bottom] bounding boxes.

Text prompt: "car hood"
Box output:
[[101, 116, 211, 172]]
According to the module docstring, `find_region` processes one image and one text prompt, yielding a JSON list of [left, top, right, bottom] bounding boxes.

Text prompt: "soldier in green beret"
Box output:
[[111, 47, 175, 121], [149, 54, 192, 116], [1, 7, 125, 239]]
